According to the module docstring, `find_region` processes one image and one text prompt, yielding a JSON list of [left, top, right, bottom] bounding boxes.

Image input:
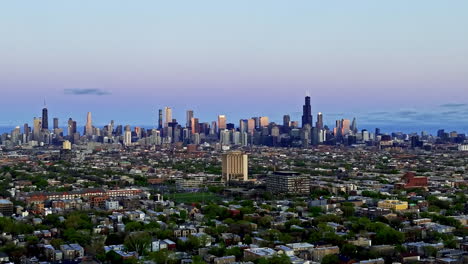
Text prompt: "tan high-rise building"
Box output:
[[222, 151, 248, 182], [259, 116, 269, 127], [164, 107, 172, 127], [218, 115, 227, 132], [341, 119, 350, 135], [62, 140, 72, 150], [247, 119, 255, 134], [33, 117, 42, 141], [85, 112, 93, 136]]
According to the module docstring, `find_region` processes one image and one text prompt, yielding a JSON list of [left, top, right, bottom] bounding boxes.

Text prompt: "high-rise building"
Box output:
[[190, 118, 199, 134], [341, 119, 351, 135], [283, 115, 291, 128], [53, 118, 59, 130], [252, 117, 260, 129], [33, 117, 42, 141], [302, 96, 313, 127], [350, 117, 358, 134], [239, 119, 248, 133], [218, 115, 227, 132], [259, 116, 269, 127], [186, 110, 194, 128], [85, 112, 93, 136], [124, 130, 132, 146], [222, 151, 248, 182], [67, 118, 74, 136], [247, 119, 255, 134], [158, 109, 163, 129], [316, 112, 324, 130], [42, 107, 49, 130], [164, 107, 172, 128]]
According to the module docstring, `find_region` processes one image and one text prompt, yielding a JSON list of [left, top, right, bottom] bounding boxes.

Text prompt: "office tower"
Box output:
[[247, 119, 255, 134], [124, 130, 132, 146], [302, 96, 313, 127], [341, 119, 350, 135], [252, 117, 260, 129], [220, 130, 231, 145], [222, 151, 248, 182], [190, 118, 199, 134], [226, 123, 235, 130], [233, 131, 241, 145], [72, 121, 77, 134], [158, 109, 163, 129], [186, 110, 194, 128], [134, 127, 141, 138], [33, 117, 42, 141], [67, 118, 73, 136], [164, 107, 172, 128], [218, 115, 227, 132], [375, 128, 381, 137], [85, 112, 93, 136], [259, 116, 269, 127], [283, 115, 291, 128], [42, 107, 48, 130], [63, 140, 72, 150], [362, 129, 370, 142], [52, 118, 58, 130], [316, 112, 324, 130], [210, 121, 217, 135], [350, 117, 357, 134], [239, 119, 248, 133]]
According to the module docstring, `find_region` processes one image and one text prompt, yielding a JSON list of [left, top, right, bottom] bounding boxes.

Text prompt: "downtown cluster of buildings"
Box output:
[[2, 96, 468, 151], [0, 97, 379, 149]]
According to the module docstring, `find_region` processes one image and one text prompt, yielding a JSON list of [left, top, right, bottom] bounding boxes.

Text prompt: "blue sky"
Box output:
[[0, 1, 467, 133]]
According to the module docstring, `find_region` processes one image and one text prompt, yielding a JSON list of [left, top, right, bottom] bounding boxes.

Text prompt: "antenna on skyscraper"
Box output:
[[306, 91, 310, 97]]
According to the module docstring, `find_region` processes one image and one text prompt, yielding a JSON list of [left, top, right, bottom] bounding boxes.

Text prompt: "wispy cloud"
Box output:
[[64, 88, 111, 96], [440, 103, 467, 108]]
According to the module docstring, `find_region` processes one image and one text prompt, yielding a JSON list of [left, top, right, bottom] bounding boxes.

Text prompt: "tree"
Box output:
[[148, 249, 178, 264], [321, 254, 339, 264], [256, 254, 291, 264], [124, 232, 151, 256]]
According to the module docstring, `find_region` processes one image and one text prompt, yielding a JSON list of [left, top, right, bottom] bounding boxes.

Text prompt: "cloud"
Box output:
[[64, 88, 110, 96], [440, 103, 467, 108]]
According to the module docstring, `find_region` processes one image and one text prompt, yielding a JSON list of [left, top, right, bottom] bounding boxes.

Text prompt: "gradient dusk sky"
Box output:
[[1, 1, 468, 133]]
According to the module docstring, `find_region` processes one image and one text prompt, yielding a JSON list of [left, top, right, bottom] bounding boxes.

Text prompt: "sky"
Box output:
[[0, 1, 468, 133]]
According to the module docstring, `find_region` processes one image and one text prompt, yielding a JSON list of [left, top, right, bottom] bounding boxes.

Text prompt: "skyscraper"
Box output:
[[316, 112, 324, 130], [259, 116, 269, 127], [190, 117, 199, 134], [85, 112, 93, 136], [341, 119, 350, 135], [218, 115, 226, 132], [283, 115, 291, 128], [186, 110, 194, 128], [42, 107, 48, 130], [53, 118, 59, 130], [222, 151, 248, 182], [350, 117, 358, 134], [33, 117, 42, 141], [247, 119, 255, 134], [302, 96, 313, 127], [164, 107, 172, 127], [158, 109, 163, 129]]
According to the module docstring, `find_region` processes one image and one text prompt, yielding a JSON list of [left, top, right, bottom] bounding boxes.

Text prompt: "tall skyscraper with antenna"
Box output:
[[302, 96, 313, 127], [42, 102, 48, 130]]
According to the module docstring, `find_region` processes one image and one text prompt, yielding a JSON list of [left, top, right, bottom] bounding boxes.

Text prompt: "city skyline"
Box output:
[[1, 1, 468, 131]]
